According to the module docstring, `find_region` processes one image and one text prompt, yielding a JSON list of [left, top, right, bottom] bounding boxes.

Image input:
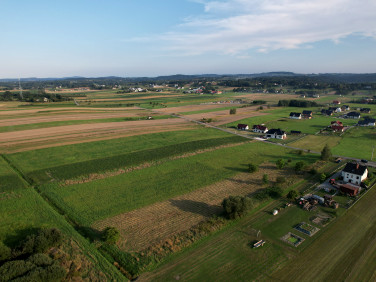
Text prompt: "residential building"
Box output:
[[289, 112, 302, 119], [265, 129, 287, 139], [252, 125, 268, 133], [341, 162, 368, 185]]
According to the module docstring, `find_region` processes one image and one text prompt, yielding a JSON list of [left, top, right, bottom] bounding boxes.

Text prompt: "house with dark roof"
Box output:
[[360, 108, 371, 113], [237, 124, 249, 130], [265, 129, 286, 139], [341, 162, 368, 185], [289, 112, 302, 119], [302, 110, 313, 119], [341, 105, 350, 111], [357, 118, 376, 126], [328, 107, 342, 113], [252, 125, 268, 133], [321, 109, 333, 116], [346, 112, 361, 119]]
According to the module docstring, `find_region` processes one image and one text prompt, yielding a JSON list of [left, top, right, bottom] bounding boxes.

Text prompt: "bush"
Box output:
[[295, 161, 306, 173], [0, 260, 35, 281], [102, 227, 120, 245], [321, 144, 332, 161], [287, 190, 299, 200], [248, 163, 258, 173], [254, 190, 270, 201], [320, 173, 327, 183], [266, 186, 283, 199], [15, 264, 66, 282], [26, 253, 53, 267], [276, 159, 286, 169], [262, 174, 269, 184], [229, 108, 237, 115], [16, 228, 63, 257], [309, 168, 318, 175], [222, 196, 253, 219], [0, 242, 12, 262]]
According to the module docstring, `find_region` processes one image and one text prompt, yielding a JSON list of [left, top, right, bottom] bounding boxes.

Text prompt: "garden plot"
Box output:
[[281, 232, 305, 247], [295, 222, 320, 237]]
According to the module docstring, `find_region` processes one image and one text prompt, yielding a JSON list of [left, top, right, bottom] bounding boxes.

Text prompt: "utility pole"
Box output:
[[18, 78, 23, 100]]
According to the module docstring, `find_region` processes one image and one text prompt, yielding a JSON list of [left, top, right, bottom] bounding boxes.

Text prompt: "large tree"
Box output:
[[321, 144, 332, 161]]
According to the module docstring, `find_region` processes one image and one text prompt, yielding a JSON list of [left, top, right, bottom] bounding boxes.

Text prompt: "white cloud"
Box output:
[[161, 0, 376, 56]]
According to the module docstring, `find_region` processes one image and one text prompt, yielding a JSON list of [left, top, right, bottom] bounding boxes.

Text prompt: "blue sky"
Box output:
[[1, 0, 375, 78]]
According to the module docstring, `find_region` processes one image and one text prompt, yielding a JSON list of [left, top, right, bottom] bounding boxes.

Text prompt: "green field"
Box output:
[[332, 126, 376, 160], [7, 128, 233, 173], [289, 135, 342, 152], [39, 142, 318, 226], [0, 115, 171, 133]]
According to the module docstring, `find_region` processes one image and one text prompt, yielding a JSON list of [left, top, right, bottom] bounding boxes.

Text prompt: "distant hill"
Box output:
[[1, 72, 376, 83]]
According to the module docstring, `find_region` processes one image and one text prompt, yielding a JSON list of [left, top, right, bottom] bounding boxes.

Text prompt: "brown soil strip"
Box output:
[[152, 104, 232, 114], [93, 163, 298, 252], [185, 105, 267, 126]]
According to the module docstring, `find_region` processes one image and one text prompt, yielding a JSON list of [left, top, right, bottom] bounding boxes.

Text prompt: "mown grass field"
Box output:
[[39, 142, 318, 226], [0, 156, 27, 192], [289, 135, 342, 152], [332, 126, 376, 160]]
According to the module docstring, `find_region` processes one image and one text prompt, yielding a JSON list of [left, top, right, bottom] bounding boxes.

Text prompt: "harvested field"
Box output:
[[185, 105, 267, 125], [93, 163, 291, 252], [0, 106, 141, 116], [0, 111, 151, 126], [234, 93, 300, 101], [86, 94, 182, 101], [0, 118, 194, 153], [152, 104, 232, 114]]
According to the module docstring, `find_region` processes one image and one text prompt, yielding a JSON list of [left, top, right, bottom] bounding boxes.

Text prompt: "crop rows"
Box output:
[[29, 136, 246, 183]]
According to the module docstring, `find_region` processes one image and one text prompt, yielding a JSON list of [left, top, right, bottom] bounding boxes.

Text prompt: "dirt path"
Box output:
[[93, 163, 289, 252]]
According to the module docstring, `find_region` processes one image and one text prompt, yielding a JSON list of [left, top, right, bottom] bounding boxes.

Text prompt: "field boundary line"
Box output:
[[0, 154, 33, 187]]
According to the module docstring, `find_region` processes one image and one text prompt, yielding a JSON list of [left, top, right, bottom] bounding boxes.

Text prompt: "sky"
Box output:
[[1, 0, 376, 78]]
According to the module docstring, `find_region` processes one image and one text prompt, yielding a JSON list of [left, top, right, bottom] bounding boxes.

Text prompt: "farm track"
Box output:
[[93, 163, 293, 252]]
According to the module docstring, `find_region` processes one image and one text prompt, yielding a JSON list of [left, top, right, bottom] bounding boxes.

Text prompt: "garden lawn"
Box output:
[[332, 126, 376, 160]]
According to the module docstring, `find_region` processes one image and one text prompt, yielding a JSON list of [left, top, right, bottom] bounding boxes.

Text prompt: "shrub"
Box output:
[[287, 190, 299, 200], [102, 227, 120, 245], [222, 196, 253, 219], [15, 264, 66, 282], [321, 144, 332, 161], [276, 159, 286, 169], [248, 163, 258, 173], [0, 242, 11, 262], [266, 186, 283, 199], [229, 108, 237, 115], [309, 168, 318, 175], [295, 161, 306, 173], [0, 260, 35, 281], [254, 190, 270, 201], [26, 253, 53, 267], [320, 173, 327, 183], [262, 174, 269, 184], [15, 228, 63, 257]]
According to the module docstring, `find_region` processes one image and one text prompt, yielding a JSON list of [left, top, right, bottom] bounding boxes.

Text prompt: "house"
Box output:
[[252, 125, 268, 133], [341, 162, 368, 185], [265, 129, 287, 139], [302, 110, 313, 119], [328, 107, 342, 113], [237, 124, 249, 130], [289, 112, 302, 119], [330, 121, 344, 132], [341, 105, 350, 111], [360, 108, 371, 113], [333, 100, 341, 105], [346, 112, 361, 119], [357, 118, 376, 126], [321, 109, 333, 116]]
